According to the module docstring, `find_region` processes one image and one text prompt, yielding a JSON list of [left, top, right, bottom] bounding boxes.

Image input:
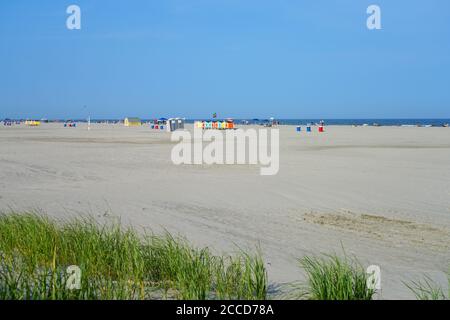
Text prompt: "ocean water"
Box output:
[[185, 119, 450, 127], [7, 118, 448, 127]]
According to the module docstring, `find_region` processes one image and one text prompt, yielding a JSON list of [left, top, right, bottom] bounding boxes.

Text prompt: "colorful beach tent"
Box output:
[[124, 117, 141, 126], [25, 120, 40, 126]]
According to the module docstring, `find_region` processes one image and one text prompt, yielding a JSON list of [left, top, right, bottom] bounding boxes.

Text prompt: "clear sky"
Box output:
[[1, 0, 449, 119]]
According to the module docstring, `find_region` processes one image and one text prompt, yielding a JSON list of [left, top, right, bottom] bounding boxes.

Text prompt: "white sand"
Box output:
[[1, 123, 449, 299]]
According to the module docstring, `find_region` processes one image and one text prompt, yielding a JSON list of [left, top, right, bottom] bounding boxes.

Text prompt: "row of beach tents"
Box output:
[[194, 119, 235, 130], [124, 117, 185, 132], [124, 117, 237, 131]]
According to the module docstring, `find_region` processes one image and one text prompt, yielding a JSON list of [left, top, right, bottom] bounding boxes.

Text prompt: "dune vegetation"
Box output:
[[296, 254, 376, 300], [405, 274, 449, 300], [0, 213, 267, 300], [0, 212, 447, 300]]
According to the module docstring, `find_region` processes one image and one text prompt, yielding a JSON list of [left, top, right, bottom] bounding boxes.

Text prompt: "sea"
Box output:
[[185, 119, 450, 127], [4, 118, 449, 127]]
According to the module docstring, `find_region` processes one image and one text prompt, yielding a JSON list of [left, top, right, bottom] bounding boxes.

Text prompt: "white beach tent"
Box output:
[[167, 118, 185, 132]]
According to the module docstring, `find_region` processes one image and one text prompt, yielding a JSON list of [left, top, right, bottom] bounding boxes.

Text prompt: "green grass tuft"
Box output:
[[0, 212, 267, 300], [405, 273, 449, 300], [298, 253, 375, 300]]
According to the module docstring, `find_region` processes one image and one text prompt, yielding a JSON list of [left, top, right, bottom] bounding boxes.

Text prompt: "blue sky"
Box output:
[[1, 0, 449, 119]]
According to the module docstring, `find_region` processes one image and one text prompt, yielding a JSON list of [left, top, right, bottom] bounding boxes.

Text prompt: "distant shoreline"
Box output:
[[2, 118, 450, 127]]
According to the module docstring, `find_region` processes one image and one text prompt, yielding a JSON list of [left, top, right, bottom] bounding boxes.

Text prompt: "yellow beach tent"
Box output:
[[124, 117, 141, 127], [25, 120, 40, 126]]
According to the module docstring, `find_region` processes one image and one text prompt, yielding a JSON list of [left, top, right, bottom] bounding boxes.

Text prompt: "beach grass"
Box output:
[[0, 212, 267, 300], [3, 212, 447, 300], [405, 273, 449, 300], [297, 253, 375, 300]]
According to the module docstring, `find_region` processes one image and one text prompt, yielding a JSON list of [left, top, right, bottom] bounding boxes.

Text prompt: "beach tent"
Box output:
[[194, 121, 203, 129], [167, 118, 185, 132], [193, 119, 234, 130], [226, 119, 234, 129], [25, 120, 41, 126], [157, 118, 168, 125], [124, 117, 141, 127]]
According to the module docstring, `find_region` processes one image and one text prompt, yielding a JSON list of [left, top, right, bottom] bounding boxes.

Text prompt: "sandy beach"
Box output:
[[0, 123, 449, 299]]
